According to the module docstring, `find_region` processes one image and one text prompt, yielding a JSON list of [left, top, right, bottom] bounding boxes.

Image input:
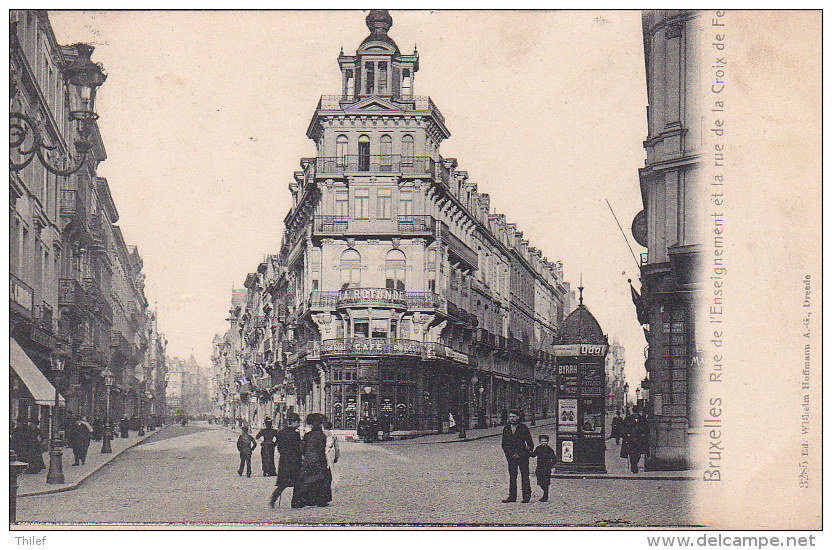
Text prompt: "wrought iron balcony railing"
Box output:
[[315, 155, 436, 176], [60, 189, 87, 222], [313, 215, 436, 237]]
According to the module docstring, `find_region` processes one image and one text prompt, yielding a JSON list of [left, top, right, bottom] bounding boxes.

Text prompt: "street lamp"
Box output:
[[458, 380, 468, 439], [146, 391, 155, 431], [101, 367, 115, 453], [10, 42, 106, 176], [47, 348, 67, 484], [138, 390, 146, 437], [623, 382, 630, 410]]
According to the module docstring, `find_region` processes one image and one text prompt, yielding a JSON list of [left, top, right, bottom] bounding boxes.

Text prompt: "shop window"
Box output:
[[371, 318, 388, 339], [354, 320, 369, 338]]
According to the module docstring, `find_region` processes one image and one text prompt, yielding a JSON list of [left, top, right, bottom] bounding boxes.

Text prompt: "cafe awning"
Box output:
[[10, 337, 65, 406]]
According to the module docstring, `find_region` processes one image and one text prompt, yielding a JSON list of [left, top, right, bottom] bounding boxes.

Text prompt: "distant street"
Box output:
[[17, 422, 692, 527]]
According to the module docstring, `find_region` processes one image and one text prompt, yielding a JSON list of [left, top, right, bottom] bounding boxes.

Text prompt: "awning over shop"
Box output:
[[10, 337, 65, 406]]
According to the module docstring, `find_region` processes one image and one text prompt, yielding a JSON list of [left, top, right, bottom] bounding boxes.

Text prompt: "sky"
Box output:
[[48, 10, 649, 389]]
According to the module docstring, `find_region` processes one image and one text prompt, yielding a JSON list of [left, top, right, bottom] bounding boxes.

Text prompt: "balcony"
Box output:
[[313, 215, 436, 239], [60, 189, 87, 223], [110, 329, 131, 358], [317, 338, 425, 358], [89, 213, 109, 254], [406, 292, 443, 310], [33, 303, 53, 330], [59, 278, 91, 314], [440, 224, 478, 270], [338, 288, 407, 309], [10, 273, 33, 316], [315, 155, 436, 177], [317, 95, 445, 126]]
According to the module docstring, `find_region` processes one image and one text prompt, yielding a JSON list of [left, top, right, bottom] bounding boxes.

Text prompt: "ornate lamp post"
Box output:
[[101, 367, 115, 453], [623, 382, 630, 411], [138, 389, 146, 437], [47, 348, 67, 484], [458, 380, 468, 439], [146, 391, 155, 431], [10, 43, 106, 176]]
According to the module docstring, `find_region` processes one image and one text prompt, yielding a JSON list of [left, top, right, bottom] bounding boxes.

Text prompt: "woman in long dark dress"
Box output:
[[291, 413, 332, 508]]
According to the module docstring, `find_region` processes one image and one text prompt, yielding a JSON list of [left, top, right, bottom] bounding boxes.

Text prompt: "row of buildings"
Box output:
[[10, 10, 167, 432], [165, 355, 213, 419], [211, 11, 590, 436]]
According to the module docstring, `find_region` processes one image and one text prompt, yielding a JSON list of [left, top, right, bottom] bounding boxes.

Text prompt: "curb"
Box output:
[[18, 427, 167, 498], [373, 420, 560, 445], [552, 473, 695, 481]]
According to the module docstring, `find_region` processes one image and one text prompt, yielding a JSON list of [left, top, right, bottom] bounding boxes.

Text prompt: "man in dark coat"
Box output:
[[256, 417, 279, 476], [119, 416, 129, 438], [291, 413, 332, 508], [608, 410, 624, 445], [236, 425, 257, 477], [500, 409, 534, 503], [269, 413, 303, 508], [621, 406, 649, 473], [69, 416, 93, 465]]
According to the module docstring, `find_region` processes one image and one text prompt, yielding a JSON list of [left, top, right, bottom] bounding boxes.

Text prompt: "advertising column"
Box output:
[[554, 343, 609, 473]]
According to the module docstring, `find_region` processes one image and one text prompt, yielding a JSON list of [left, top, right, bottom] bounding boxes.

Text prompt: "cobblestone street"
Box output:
[[16, 423, 693, 527]]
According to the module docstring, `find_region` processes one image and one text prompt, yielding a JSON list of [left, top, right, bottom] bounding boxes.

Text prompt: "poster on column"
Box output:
[[558, 398, 578, 433]]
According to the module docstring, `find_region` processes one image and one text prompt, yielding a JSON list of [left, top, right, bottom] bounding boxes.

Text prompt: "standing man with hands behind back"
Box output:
[[501, 408, 534, 503]]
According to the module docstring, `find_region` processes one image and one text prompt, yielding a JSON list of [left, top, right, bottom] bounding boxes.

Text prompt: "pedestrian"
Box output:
[[119, 416, 129, 438], [291, 413, 332, 508], [256, 417, 279, 477], [269, 412, 303, 508], [500, 407, 508, 426], [608, 409, 624, 445], [323, 420, 340, 491], [448, 412, 456, 433], [91, 417, 103, 441], [621, 406, 648, 473], [530, 434, 556, 502], [69, 416, 93, 466], [13, 421, 45, 473], [236, 425, 257, 477], [500, 409, 534, 503]]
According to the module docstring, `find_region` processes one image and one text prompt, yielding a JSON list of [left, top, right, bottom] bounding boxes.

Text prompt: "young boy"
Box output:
[[236, 425, 257, 478], [530, 434, 556, 502]]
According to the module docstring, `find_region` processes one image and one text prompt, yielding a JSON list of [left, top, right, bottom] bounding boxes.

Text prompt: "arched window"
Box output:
[[380, 134, 393, 171], [401, 135, 414, 164], [385, 249, 406, 291], [340, 248, 362, 290], [336, 135, 348, 167], [358, 135, 370, 171]]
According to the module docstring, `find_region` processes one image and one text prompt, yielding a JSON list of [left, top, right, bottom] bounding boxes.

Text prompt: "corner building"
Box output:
[[280, 11, 574, 436], [632, 10, 704, 469]]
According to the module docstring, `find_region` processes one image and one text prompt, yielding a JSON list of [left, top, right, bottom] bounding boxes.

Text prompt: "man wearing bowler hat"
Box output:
[[501, 408, 534, 503]]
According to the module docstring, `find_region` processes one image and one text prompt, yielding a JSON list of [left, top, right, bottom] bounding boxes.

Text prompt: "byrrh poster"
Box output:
[[8, 7, 821, 542]]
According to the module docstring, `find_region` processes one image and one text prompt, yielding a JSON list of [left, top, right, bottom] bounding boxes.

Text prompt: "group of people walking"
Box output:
[[235, 412, 340, 509], [608, 406, 649, 473]]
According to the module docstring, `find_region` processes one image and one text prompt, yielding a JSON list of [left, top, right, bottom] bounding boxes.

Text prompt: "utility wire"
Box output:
[[605, 198, 640, 270]]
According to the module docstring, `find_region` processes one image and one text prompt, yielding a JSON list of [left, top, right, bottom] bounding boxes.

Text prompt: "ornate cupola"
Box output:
[[338, 9, 419, 101]]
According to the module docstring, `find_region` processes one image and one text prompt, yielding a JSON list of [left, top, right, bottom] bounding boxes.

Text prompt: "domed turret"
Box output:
[[359, 9, 399, 53], [558, 285, 607, 345]]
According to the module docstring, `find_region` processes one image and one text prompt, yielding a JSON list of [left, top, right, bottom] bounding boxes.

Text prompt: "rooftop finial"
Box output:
[[578, 273, 584, 306], [366, 10, 393, 35]]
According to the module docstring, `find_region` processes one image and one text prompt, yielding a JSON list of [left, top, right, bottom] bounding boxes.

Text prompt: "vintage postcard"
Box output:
[[8, 8, 821, 537]]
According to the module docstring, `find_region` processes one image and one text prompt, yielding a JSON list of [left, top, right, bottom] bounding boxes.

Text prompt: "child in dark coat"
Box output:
[[236, 425, 257, 477], [530, 434, 556, 502]]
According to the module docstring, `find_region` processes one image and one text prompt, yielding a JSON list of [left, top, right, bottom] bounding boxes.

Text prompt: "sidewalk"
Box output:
[[17, 427, 164, 497]]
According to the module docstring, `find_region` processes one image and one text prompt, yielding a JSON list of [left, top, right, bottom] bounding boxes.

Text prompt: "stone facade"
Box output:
[[632, 10, 704, 470]]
